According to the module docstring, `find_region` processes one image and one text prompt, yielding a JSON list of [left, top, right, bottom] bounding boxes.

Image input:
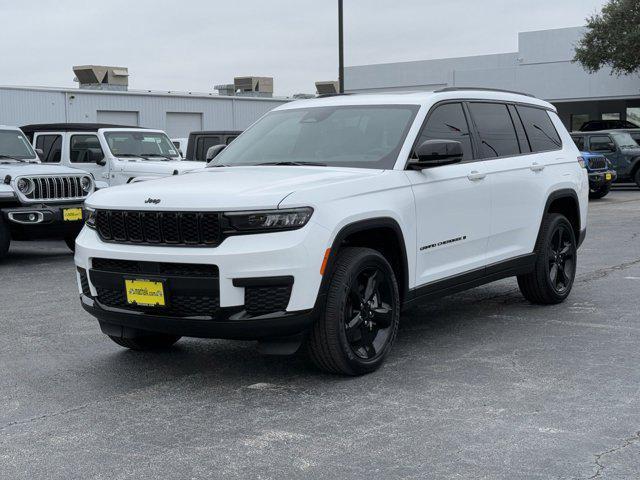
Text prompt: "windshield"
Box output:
[[104, 131, 180, 160], [0, 129, 37, 160], [208, 105, 420, 169], [611, 132, 639, 149]]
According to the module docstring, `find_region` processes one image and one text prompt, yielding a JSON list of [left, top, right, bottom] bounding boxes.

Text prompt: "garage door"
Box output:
[[165, 112, 203, 138], [97, 110, 139, 126]]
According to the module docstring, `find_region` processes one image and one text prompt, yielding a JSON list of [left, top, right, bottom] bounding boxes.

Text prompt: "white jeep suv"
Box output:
[[75, 89, 588, 375]]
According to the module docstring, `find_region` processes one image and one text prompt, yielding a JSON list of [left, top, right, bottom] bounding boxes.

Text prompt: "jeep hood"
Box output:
[[0, 162, 88, 177], [86, 166, 383, 210], [117, 159, 205, 176]]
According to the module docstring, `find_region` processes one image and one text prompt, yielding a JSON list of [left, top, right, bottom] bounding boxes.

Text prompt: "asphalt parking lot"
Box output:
[[1, 188, 639, 480]]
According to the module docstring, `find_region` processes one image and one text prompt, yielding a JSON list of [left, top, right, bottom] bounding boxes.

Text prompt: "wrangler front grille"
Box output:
[[95, 210, 222, 246], [587, 157, 607, 170], [19, 175, 90, 201]]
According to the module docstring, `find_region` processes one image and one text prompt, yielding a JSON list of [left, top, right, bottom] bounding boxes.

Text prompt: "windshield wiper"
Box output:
[[116, 153, 170, 161], [143, 154, 174, 161], [256, 161, 327, 167], [0, 155, 26, 162]]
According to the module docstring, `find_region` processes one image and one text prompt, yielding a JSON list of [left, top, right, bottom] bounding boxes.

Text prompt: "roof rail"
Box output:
[[434, 87, 536, 98]]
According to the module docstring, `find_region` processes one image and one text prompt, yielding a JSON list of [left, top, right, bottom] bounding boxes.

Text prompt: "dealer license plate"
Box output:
[[63, 208, 83, 222], [125, 279, 166, 307], [605, 172, 612, 181]]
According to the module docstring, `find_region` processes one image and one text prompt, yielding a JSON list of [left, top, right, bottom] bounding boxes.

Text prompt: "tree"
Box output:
[[573, 0, 640, 75]]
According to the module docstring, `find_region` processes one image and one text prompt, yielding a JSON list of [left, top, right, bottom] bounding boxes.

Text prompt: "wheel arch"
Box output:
[[542, 189, 581, 243], [319, 217, 410, 304]]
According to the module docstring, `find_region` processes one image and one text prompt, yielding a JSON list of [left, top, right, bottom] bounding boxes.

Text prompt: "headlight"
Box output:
[[81, 176, 93, 193], [85, 208, 96, 229], [16, 178, 34, 195], [225, 207, 313, 232]]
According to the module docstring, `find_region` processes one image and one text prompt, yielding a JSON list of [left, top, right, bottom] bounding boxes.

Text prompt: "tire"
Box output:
[[64, 236, 76, 252], [0, 217, 10, 261], [589, 185, 610, 199], [517, 213, 577, 305], [108, 334, 181, 351], [307, 247, 400, 376]]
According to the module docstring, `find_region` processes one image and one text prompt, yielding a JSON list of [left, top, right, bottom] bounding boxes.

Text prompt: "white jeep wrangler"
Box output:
[[0, 125, 94, 258], [75, 89, 589, 375], [21, 124, 205, 188]]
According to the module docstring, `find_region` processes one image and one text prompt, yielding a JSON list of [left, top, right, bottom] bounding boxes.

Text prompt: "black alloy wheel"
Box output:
[[547, 223, 576, 295], [344, 267, 395, 360]]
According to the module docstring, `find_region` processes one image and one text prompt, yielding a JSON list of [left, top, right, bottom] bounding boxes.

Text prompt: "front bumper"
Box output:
[[2, 204, 85, 239], [588, 170, 617, 190], [74, 222, 331, 338]]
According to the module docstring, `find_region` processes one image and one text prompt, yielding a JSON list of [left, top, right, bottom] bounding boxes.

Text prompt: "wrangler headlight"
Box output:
[[16, 178, 34, 195], [225, 207, 313, 232], [81, 176, 93, 193]]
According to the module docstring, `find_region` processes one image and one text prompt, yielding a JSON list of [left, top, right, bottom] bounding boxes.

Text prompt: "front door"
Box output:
[[68, 133, 110, 183], [407, 102, 492, 287]]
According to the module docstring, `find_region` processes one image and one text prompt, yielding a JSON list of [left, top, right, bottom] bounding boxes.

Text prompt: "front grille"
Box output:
[[20, 175, 90, 201], [91, 258, 218, 277], [245, 285, 292, 316], [587, 156, 607, 170], [90, 258, 220, 318], [96, 288, 220, 318], [95, 210, 222, 246]]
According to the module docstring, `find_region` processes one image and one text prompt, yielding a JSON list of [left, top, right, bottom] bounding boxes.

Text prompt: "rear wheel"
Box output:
[[589, 185, 610, 199], [517, 213, 577, 305], [307, 247, 400, 376], [108, 334, 181, 351], [0, 217, 10, 261]]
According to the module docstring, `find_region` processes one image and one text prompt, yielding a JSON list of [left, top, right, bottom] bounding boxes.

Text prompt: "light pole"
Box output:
[[338, 0, 344, 93]]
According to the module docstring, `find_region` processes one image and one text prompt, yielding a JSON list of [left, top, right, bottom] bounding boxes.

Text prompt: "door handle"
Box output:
[[530, 162, 545, 172], [467, 171, 487, 181]]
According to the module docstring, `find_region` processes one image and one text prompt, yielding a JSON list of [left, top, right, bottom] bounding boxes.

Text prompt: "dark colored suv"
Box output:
[[185, 131, 242, 161], [580, 151, 616, 199], [579, 120, 639, 131], [571, 131, 640, 187]]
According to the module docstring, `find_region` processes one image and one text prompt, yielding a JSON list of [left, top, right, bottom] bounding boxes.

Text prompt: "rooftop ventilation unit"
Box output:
[[315, 81, 340, 95], [73, 65, 129, 91], [233, 76, 274, 97]]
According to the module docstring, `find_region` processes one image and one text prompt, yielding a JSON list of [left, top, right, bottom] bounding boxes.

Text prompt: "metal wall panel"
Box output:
[[97, 110, 140, 126], [165, 112, 203, 137]]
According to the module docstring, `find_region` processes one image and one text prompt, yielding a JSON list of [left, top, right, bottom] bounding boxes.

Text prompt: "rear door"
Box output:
[[33, 133, 63, 164], [471, 102, 560, 264], [408, 102, 492, 286], [588, 134, 621, 173]]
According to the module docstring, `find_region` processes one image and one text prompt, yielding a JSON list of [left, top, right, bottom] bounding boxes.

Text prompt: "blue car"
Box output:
[[581, 151, 617, 199]]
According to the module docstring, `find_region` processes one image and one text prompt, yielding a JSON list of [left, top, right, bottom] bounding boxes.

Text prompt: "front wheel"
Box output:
[[589, 185, 610, 199], [108, 334, 181, 351], [517, 213, 577, 305], [64, 236, 76, 252], [307, 247, 400, 376], [0, 217, 10, 261]]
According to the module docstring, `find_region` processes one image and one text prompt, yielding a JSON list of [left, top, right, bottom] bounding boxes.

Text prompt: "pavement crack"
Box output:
[[588, 430, 640, 479], [0, 401, 98, 432], [577, 257, 640, 285]]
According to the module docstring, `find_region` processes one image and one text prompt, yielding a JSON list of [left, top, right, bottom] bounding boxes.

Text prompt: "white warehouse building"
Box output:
[[345, 27, 640, 131], [0, 74, 288, 138]]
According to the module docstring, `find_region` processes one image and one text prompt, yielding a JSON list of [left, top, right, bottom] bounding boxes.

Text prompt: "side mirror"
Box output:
[[407, 140, 463, 170], [35, 148, 44, 160], [87, 149, 106, 166], [206, 144, 226, 162]]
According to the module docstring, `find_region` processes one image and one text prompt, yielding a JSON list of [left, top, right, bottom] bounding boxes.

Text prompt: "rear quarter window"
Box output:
[[516, 106, 562, 152]]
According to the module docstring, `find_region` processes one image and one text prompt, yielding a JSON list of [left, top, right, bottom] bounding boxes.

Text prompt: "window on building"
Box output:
[[417, 103, 474, 161], [35, 134, 62, 163], [70, 135, 104, 163], [517, 105, 562, 152], [468, 102, 520, 158], [571, 114, 589, 132]]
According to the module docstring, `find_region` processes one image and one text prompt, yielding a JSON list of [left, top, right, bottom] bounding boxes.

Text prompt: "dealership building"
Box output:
[[345, 27, 640, 131], [0, 68, 288, 138]]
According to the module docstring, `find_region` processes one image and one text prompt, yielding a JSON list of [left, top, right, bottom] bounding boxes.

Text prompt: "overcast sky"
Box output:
[[0, 0, 608, 96]]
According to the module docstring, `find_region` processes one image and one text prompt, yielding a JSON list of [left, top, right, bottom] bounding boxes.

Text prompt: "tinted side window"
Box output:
[[572, 136, 585, 151], [35, 134, 62, 163], [469, 103, 520, 158], [589, 135, 614, 152], [517, 106, 562, 152], [196, 136, 221, 161], [70, 135, 104, 163], [417, 103, 473, 161]]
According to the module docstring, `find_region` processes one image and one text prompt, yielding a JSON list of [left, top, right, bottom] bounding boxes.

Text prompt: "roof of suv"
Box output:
[[21, 123, 139, 134], [276, 89, 555, 112]]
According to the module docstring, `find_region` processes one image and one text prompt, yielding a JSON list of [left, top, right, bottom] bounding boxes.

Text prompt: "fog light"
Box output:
[[28, 213, 37, 222]]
